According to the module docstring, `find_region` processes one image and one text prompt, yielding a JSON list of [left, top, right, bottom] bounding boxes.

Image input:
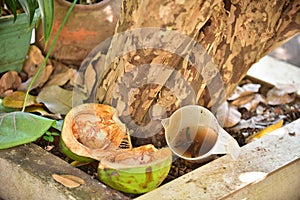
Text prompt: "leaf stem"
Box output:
[[22, 0, 78, 112]]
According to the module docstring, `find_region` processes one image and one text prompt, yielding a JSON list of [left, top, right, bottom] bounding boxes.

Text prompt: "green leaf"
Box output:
[[45, 131, 51, 136], [43, 135, 54, 142], [55, 120, 64, 131], [51, 132, 60, 136], [45, 130, 59, 136], [49, 137, 54, 142], [37, 0, 54, 44], [18, 0, 37, 25], [0, 112, 55, 149], [5, 0, 18, 21]]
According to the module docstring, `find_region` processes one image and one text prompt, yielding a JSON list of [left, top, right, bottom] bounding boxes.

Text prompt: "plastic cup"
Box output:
[[161, 105, 240, 162]]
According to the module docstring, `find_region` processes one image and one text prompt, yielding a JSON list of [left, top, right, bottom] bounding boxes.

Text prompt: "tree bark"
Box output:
[[91, 0, 300, 146]]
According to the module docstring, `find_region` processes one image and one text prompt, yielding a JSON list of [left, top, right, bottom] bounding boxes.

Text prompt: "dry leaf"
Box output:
[[25, 106, 62, 120], [231, 115, 268, 131], [242, 83, 261, 93], [230, 94, 255, 107], [50, 60, 70, 75], [256, 105, 266, 115], [62, 175, 85, 185], [70, 160, 92, 167], [228, 83, 265, 111], [246, 119, 284, 143], [266, 84, 296, 105], [69, 71, 78, 86], [36, 85, 72, 114], [216, 101, 241, 128], [0, 71, 22, 95], [22, 45, 47, 77], [2, 91, 37, 108], [34, 65, 54, 88], [46, 68, 75, 86], [240, 94, 266, 111], [18, 65, 54, 91], [45, 145, 55, 151], [52, 174, 85, 188], [0, 90, 13, 99], [228, 83, 261, 101]]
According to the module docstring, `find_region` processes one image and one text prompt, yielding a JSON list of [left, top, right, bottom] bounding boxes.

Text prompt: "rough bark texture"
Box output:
[[91, 0, 300, 146]]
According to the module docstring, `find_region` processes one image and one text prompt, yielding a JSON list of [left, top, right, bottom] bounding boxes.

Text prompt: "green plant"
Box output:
[[43, 131, 60, 142], [0, 0, 54, 43], [0, 0, 77, 150]]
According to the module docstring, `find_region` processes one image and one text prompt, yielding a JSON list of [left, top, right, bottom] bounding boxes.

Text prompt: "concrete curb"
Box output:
[[0, 144, 129, 200]]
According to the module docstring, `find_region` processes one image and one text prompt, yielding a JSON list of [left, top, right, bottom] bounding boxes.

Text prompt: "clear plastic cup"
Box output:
[[161, 105, 240, 162]]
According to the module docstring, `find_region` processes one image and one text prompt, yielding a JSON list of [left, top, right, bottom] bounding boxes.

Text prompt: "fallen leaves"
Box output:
[[0, 46, 76, 117], [222, 78, 299, 145], [245, 119, 284, 143], [216, 101, 241, 128], [19, 45, 54, 91], [241, 94, 266, 111], [266, 84, 297, 105], [0, 99, 16, 113], [22, 45, 46, 77], [2, 91, 37, 108], [37, 85, 73, 115], [0, 46, 75, 151], [228, 83, 261, 101], [0, 71, 21, 97], [18, 65, 54, 91], [228, 83, 266, 111], [25, 106, 62, 120], [52, 174, 85, 188], [46, 68, 75, 87]]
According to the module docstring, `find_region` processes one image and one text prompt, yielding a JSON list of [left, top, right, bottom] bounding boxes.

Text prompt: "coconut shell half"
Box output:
[[61, 103, 130, 161], [98, 144, 172, 194]]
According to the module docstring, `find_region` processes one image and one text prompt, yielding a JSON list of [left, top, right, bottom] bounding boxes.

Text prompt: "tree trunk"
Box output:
[[90, 0, 300, 146]]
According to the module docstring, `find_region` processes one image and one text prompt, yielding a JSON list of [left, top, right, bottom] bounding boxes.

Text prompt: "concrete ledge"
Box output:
[[0, 144, 129, 200], [136, 119, 300, 199], [223, 158, 300, 200], [247, 55, 300, 95]]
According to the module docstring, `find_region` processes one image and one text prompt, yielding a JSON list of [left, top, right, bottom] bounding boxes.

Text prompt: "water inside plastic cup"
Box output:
[[162, 105, 240, 162]]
